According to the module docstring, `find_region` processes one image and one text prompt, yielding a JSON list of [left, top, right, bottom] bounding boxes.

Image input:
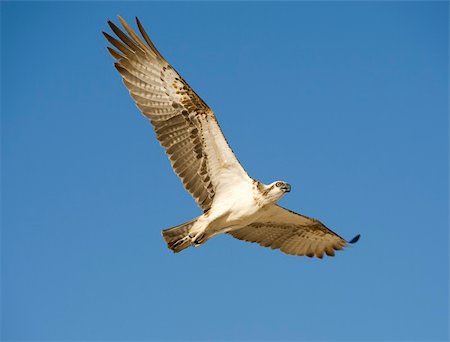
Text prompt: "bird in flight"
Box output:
[[103, 17, 360, 258]]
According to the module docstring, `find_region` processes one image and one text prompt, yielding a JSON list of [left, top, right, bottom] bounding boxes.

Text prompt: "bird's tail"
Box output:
[[162, 218, 197, 253]]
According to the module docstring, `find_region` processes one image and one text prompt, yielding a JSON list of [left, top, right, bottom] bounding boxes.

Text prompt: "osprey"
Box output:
[[104, 17, 360, 258]]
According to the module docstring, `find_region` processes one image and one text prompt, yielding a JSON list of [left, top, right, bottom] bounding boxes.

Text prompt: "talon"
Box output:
[[193, 233, 206, 246]]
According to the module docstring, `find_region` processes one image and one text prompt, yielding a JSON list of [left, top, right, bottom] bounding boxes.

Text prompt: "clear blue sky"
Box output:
[[2, 2, 448, 341]]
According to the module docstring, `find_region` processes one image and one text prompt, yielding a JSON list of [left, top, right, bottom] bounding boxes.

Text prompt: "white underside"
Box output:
[[188, 176, 270, 241]]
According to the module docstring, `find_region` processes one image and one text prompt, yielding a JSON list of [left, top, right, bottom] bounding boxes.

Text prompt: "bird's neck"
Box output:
[[252, 180, 283, 207]]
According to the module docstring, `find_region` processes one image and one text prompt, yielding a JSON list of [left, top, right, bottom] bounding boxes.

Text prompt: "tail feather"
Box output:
[[162, 218, 197, 253]]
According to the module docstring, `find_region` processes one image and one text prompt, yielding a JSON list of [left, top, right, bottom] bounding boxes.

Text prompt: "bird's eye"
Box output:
[[275, 182, 283, 187]]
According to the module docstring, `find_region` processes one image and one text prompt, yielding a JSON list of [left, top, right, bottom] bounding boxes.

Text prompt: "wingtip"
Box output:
[[107, 20, 116, 32], [107, 19, 119, 32], [101, 31, 113, 41], [348, 234, 361, 244], [114, 62, 125, 72], [117, 15, 127, 26], [102, 31, 113, 40]]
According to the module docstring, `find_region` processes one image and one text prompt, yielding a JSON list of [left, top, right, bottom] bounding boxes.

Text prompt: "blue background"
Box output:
[[2, 2, 448, 341]]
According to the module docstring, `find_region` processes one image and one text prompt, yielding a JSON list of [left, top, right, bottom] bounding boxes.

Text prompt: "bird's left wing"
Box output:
[[103, 17, 251, 212], [228, 205, 360, 258]]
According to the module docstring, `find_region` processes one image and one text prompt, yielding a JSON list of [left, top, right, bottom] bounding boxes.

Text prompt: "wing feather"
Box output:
[[107, 47, 125, 60], [229, 205, 359, 258], [104, 17, 250, 211]]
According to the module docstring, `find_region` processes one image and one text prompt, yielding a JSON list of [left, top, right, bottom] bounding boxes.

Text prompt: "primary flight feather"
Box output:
[[103, 16, 360, 258]]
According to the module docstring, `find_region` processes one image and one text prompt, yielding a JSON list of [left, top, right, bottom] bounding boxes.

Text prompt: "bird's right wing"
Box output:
[[228, 205, 360, 258], [104, 17, 251, 212]]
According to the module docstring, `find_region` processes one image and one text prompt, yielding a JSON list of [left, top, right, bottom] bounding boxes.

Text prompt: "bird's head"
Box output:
[[273, 180, 291, 193], [258, 181, 291, 205]]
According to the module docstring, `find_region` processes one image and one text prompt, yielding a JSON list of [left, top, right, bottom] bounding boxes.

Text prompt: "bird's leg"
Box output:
[[188, 215, 213, 246], [188, 231, 207, 246]]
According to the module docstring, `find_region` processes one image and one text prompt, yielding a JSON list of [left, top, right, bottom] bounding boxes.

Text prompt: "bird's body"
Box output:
[[163, 179, 291, 252], [104, 17, 360, 258], [189, 180, 280, 242]]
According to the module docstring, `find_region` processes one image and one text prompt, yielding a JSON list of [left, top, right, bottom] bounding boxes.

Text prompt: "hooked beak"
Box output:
[[282, 183, 291, 192]]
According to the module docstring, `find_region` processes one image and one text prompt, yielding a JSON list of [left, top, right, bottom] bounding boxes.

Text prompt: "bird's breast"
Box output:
[[214, 193, 260, 224]]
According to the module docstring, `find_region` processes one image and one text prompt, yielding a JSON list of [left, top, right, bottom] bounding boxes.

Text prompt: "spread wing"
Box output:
[[228, 205, 360, 258], [104, 17, 250, 212]]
